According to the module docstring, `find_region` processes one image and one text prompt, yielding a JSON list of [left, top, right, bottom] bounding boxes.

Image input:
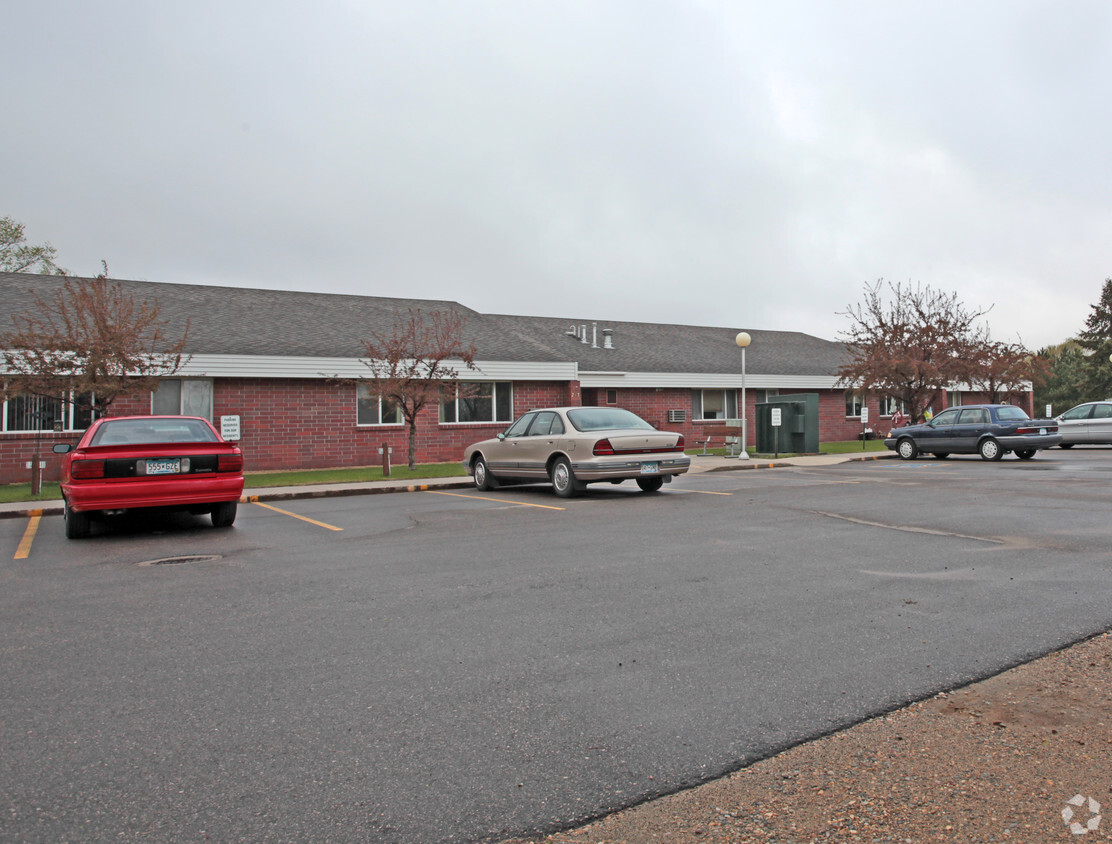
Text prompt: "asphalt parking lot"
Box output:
[[3, 447, 1112, 842]]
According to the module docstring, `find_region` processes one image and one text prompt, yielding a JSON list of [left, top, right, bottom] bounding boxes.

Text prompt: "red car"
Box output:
[[53, 415, 245, 539]]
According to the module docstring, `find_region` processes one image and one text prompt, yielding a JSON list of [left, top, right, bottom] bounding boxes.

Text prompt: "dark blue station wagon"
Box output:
[[884, 404, 1062, 461]]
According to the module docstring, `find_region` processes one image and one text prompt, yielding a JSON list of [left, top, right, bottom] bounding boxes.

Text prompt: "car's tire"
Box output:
[[979, 438, 1004, 461], [636, 476, 665, 493], [934, 453, 950, 459], [1015, 449, 1037, 460], [550, 456, 583, 498], [472, 456, 499, 491], [1059, 443, 1074, 449], [211, 501, 237, 527], [64, 500, 91, 539], [896, 438, 918, 460]]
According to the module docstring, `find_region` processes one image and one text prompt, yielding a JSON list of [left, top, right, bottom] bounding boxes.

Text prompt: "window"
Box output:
[[153, 378, 213, 420], [606, 389, 617, 405], [356, 385, 402, 425], [947, 391, 962, 408], [440, 382, 513, 423], [527, 411, 564, 436], [753, 389, 779, 404], [1061, 404, 1093, 421], [845, 391, 864, 418], [957, 407, 987, 424], [996, 406, 1029, 422], [692, 389, 738, 420], [2, 392, 98, 432], [878, 396, 905, 417], [930, 408, 961, 426], [503, 413, 534, 437]]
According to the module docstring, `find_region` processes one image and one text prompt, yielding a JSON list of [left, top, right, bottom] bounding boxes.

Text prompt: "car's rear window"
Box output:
[[566, 408, 654, 432], [995, 406, 1030, 422], [90, 418, 219, 446]]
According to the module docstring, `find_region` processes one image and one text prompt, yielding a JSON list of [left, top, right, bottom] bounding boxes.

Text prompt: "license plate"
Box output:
[[145, 458, 181, 475], [640, 462, 660, 474], [1039, 428, 1046, 435]]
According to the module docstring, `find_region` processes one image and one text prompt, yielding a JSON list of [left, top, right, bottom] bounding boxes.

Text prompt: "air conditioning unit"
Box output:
[[667, 409, 686, 423]]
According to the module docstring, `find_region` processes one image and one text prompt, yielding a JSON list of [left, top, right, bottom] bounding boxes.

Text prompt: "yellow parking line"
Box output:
[[14, 511, 42, 559], [428, 490, 566, 510], [248, 497, 343, 530]]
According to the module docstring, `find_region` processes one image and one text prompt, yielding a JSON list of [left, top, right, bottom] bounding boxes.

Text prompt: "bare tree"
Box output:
[[837, 280, 990, 422], [962, 337, 1042, 406], [360, 309, 477, 469], [1, 277, 189, 418]]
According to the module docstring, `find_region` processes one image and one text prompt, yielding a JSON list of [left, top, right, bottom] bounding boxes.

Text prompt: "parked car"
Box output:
[[53, 415, 245, 538], [883, 404, 1061, 461], [462, 406, 690, 497], [1054, 400, 1112, 448]]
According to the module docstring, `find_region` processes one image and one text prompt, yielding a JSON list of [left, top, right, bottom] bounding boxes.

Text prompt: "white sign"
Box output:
[[1046, 404, 1053, 418], [220, 415, 241, 441], [861, 407, 869, 424], [770, 407, 782, 427]]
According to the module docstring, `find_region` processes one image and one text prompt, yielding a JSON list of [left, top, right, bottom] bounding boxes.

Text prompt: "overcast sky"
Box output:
[[6, 1, 1111, 349]]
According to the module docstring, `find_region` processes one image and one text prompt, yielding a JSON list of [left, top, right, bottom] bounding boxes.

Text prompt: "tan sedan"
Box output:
[[462, 406, 690, 497]]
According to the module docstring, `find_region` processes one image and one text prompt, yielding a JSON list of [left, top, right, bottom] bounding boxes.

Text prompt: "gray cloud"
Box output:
[[5, 0, 1111, 349]]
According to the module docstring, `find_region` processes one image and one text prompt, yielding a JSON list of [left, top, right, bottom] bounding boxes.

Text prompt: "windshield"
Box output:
[[90, 417, 219, 446], [566, 407, 654, 432]]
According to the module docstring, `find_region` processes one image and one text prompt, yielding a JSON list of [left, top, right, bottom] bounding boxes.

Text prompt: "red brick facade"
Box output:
[[0, 378, 1034, 484]]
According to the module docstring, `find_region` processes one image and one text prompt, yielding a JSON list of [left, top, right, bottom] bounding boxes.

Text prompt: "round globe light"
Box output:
[[735, 331, 751, 349]]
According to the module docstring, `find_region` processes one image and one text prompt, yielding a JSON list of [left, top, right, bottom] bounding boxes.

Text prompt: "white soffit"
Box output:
[[578, 371, 841, 390], [176, 355, 578, 381]]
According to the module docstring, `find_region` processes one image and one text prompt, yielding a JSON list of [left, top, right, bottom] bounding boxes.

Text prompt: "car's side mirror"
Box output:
[[52, 443, 73, 454], [497, 433, 506, 441]]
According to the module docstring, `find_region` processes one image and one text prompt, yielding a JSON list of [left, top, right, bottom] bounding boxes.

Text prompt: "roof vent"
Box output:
[[602, 328, 613, 349], [565, 324, 578, 337], [580, 324, 588, 344]]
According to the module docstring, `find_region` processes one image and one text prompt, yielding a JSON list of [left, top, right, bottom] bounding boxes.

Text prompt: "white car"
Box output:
[[1055, 401, 1112, 447]]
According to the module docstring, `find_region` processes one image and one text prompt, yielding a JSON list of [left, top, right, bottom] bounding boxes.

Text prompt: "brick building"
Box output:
[[0, 273, 1028, 484]]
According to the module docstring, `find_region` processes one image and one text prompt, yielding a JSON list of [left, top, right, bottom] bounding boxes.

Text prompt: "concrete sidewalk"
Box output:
[[0, 450, 895, 520]]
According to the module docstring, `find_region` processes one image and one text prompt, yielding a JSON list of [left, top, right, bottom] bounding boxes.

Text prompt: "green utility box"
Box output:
[[755, 393, 820, 454]]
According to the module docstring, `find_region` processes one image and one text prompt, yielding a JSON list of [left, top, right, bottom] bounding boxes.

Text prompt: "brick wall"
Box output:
[[0, 379, 1036, 483]]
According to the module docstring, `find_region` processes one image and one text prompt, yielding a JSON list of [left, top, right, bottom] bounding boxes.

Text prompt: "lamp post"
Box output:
[[735, 332, 751, 459]]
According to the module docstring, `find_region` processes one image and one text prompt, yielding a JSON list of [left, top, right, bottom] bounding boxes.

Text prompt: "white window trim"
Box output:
[[356, 385, 404, 427], [1, 391, 98, 433], [693, 388, 738, 421], [878, 396, 906, 418], [439, 381, 514, 425], [845, 391, 865, 419]]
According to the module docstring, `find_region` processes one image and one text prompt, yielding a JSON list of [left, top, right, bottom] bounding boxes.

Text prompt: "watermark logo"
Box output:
[[1062, 794, 1102, 835]]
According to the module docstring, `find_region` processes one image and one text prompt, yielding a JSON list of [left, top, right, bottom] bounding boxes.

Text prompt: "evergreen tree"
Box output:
[[1077, 278, 1112, 399], [1034, 340, 1087, 415]]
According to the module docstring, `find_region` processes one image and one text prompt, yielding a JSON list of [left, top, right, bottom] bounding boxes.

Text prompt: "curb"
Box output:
[[703, 451, 896, 472], [0, 477, 476, 520]]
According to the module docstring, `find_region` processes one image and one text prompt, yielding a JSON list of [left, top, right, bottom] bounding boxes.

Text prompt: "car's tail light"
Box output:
[[70, 459, 105, 480], [593, 439, 615, 456], [674, 434, 685, 451], [1016, 425, 1057, 434], [217, 453, 244, 473]]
